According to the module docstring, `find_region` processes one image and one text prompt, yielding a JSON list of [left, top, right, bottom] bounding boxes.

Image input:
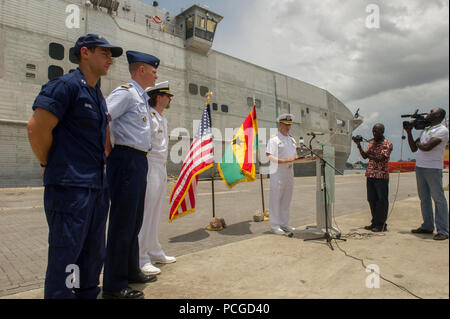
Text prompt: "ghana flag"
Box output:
[[218, 105, 258, 188]]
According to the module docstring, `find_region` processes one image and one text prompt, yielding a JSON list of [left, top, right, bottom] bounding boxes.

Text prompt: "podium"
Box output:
[[305, 145, 342, 237]]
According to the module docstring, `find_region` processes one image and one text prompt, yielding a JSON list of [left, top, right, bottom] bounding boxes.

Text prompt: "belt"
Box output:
[[114, 144, 148, 157]]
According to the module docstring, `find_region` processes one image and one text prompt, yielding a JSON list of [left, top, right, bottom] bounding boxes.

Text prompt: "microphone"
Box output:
[[306, 132, 324, 136], [298, 137, 305, 145]]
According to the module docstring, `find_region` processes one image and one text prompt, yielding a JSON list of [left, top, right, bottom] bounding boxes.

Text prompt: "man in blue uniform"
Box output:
[[102, 51, 160, 299], [27, 34, 123, 299]]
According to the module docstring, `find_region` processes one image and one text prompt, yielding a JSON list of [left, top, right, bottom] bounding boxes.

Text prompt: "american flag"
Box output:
[[169, 103, 214, 222]]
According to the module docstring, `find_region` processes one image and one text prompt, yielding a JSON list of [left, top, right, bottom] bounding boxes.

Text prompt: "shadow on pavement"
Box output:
[[169, 228, 210, 243], [218, 220, 253, 236]]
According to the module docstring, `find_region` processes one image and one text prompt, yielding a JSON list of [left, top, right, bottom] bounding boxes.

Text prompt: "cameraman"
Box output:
[[405, 108, 449, 240], [353, 124, 393, 232]]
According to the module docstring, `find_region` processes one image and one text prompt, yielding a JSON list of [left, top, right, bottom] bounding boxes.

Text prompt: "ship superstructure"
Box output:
[[0, 0, 362, 187]]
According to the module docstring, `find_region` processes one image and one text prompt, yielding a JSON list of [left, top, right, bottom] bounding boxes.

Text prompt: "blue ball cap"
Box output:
[[73, 34, 123, 57], [126, 50, 160, 69]]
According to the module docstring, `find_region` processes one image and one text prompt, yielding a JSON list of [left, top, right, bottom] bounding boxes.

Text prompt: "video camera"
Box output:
[[352, 135, 371, 143], [401, 109, 429, 130]]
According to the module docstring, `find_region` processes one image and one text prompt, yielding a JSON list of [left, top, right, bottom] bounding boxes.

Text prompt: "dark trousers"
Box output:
[[103, 147, 148, 293], [43, 185, 109, 299], [366, 178, 389, 227]]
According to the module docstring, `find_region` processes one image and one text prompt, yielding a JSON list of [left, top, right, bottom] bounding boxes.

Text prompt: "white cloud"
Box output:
[[151, 0, 449, 162], [213, 0, 449, 103]]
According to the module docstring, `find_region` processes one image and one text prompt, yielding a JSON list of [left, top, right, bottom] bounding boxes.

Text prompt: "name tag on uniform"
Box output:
[[158, 129, 163, 133]]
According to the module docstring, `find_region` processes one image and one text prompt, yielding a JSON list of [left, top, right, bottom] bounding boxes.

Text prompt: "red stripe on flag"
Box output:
[[170, 138, 213, 202], [242, 106, 256, 174], [188, 180, 196, 208], [180, 199, 187, 212], [170, 155, 212, 216], [169, 140, 214, 219], [170, 146, 213, 206]]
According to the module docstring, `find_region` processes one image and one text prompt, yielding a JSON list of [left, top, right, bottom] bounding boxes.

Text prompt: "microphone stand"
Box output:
[[308, 134, 315, 157], [299, 136, 346, 251]]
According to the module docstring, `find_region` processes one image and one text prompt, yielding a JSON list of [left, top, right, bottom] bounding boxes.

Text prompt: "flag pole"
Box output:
[[259, 159, 265, 213], [203, 91, 225, 232], [211, 164, 216, 218], [253, 96, 268, 221], [206, 91, 216, 219]]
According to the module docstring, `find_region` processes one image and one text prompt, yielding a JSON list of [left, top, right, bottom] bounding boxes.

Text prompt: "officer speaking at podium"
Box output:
[[266, 114, 316, 235]]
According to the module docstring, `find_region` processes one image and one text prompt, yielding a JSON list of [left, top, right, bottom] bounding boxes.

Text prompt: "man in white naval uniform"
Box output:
[[139, 81, 176, 275], [266, 114, 315, 235]]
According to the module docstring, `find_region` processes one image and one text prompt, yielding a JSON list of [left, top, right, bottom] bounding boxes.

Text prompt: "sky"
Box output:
[[144, 0, 449, 162]]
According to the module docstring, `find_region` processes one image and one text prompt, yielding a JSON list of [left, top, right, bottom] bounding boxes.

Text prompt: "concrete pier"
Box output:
[[0, 172, 448, 299]]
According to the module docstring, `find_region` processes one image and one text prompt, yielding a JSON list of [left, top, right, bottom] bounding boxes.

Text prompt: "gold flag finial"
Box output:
[[205, 91, 213, 106]]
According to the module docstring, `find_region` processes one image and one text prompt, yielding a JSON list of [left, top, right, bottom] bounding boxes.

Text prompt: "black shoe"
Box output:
[[433, 233, 449, 240], [128, 272, 157, 284], [411, 227, 433, 234], [103, 287, 144, 299], [364, 224, 375, 230], [371, 225, 388, 232]]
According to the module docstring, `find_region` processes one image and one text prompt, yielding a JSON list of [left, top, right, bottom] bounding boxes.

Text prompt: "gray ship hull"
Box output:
[[0, 0, 362, 187]]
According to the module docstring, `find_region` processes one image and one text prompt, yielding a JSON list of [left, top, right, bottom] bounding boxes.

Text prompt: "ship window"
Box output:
[[306, 107, 310, 114], [26, 64, 36, 70], [196, 16, 206, 29], [26, 73, 36, 79], [48, 65, 64, 80], [189, 83, 198, 95], [49, 43, 65, 60], [186, 16, 194, 39], [206, 18, 217, 33], [212, 103, 218, 111], [195, 17, 216, 42], [221, 104, 228, 113], [324, 112, 327, 117], [199, 86, 209, 97], [69, 47, 78, 64]]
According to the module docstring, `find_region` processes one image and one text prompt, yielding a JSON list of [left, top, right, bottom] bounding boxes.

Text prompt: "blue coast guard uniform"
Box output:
[[103, 51, 160, 293], [32, 34, 123, 299]]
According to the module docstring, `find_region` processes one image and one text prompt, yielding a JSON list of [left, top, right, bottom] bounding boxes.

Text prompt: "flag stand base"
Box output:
[[206, 217, 226, 231], [253, 210, 269, 222]]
